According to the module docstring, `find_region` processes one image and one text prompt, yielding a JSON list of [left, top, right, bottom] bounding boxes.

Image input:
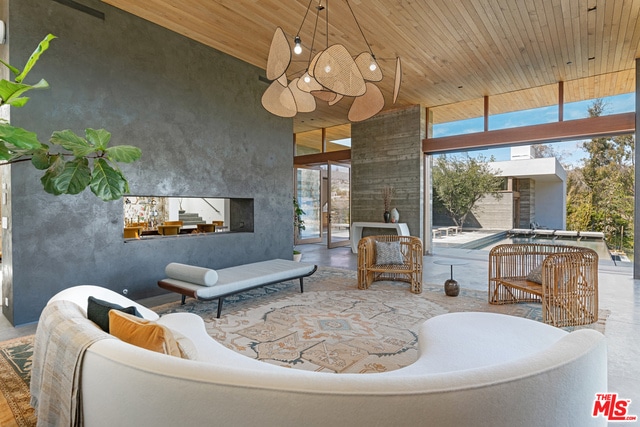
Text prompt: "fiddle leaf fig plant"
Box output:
[[0, 34, 141, 201]]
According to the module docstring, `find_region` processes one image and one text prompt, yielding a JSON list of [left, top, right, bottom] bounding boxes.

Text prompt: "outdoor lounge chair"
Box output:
[[357, 235, 423, 293], [488, 243, 599, 327]]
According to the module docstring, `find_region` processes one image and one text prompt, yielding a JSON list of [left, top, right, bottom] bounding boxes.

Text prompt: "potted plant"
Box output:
[[0, 34, 141, 201], [293, 197, 305, 261]]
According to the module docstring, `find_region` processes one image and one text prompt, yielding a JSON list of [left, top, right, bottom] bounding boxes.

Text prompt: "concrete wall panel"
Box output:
[[351, 105, 424, 240]]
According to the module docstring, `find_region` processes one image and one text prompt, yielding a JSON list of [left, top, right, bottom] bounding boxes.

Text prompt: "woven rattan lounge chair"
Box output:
[[488, 243, 599, 327], [357, 235, 423, 293]]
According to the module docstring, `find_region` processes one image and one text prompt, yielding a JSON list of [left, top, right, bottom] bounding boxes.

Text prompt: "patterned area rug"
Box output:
[[155, 266, 608, 373], [0, 266, 608, 426], [0, 336, 35, 427]]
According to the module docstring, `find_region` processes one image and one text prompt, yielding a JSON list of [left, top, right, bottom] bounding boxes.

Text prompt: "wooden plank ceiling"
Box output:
[[102, 0, 640, 133]]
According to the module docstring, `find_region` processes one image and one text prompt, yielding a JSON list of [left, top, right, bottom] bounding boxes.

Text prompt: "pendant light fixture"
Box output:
[[262, 0, 402, 122]]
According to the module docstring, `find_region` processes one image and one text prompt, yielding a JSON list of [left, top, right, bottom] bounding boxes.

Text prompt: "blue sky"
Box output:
[[432, 93, 636, 168]]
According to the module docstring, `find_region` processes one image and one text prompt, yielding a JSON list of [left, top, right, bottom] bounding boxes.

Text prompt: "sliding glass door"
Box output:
[[327, 162, 351, 248], [294, 166, 323, 244]]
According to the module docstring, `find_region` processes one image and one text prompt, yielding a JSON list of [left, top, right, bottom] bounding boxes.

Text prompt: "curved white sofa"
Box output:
[[39, 285, 607, 427]]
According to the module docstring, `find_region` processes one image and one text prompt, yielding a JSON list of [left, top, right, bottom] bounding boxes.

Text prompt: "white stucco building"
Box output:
[[487, 146, 567, 230]]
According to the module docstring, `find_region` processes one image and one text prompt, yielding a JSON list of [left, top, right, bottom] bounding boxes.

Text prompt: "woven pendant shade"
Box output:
[[314, 44, 366, 97], [393, 57, 402, 104], [348, 82, 384, 122], [261, 74, 296, 117], [355, 52, 382, 82], [289, 78, 316, 112], [311, 90, 338, 103], [266, 27, 291, 81], [262, 3, 402, 122], [328, 93, 343, 106], [296, 73, 323, 93], [307, 51, 322, 78]]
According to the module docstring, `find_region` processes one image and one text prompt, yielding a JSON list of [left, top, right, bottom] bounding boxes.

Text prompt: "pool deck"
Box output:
[[432, 228, 627, 265]]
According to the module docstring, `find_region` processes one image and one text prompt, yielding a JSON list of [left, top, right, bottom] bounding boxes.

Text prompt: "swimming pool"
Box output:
[[474, 235, 612, 260]]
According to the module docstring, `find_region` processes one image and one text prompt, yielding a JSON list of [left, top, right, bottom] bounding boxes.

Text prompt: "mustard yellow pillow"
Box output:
[[109, 310, 181, 357]]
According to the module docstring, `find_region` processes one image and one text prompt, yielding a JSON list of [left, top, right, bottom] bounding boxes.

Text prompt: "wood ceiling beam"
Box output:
[[294, 150, 351, 166], [558, 81, 564, 121], [423, 112, 635, 154], [484, 96, 489, 132]]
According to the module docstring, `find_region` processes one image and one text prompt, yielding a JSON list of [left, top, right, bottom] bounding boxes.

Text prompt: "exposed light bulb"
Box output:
[[370, 55, 378, 71], [293, 36, 302, 55], [324, 65, 332, 73], [303, 73, 311, 83]]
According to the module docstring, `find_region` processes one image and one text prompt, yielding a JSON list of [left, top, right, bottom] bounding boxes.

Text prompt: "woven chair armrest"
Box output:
[[358, 236, 377, 267], [540, 250, 599, 293]]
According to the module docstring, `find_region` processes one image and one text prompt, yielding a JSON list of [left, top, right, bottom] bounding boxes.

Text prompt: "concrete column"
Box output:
[[351, 105, 425, 242], [634, 58, 640, 278], [424, 154, 433, 254], [424, 107, 434, 254]]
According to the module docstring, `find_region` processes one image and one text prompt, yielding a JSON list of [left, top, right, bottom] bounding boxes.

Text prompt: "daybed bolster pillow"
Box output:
[[165, 262, 218, 286]]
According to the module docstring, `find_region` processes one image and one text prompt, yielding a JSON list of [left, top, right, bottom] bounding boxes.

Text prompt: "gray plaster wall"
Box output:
[[2, 0, 293, 325], [351, 105, 424, 241]]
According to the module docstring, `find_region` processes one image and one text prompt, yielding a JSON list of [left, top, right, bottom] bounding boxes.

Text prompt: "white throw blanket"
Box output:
[[30, 300, 112, 426]]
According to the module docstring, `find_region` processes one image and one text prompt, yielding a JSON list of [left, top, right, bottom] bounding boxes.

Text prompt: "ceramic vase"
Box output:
[[390, 208, 399, 223], [383, 211, 391, 223]]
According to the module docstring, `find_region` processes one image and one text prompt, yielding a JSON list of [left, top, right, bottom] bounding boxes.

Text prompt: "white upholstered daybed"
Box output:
[[32, 285, 608, 427], [157, 259, 317, 317]]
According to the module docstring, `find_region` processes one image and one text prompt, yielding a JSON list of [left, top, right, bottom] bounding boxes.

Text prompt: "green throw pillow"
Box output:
[[87, 296, 142, 333]]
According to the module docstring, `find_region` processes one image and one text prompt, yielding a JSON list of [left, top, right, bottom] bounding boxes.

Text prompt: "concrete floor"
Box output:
[[297, 240, 640, 416], [2, 237, 638, 418]]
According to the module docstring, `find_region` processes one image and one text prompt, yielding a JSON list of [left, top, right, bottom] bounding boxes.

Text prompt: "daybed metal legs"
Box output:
[[213, 278, 305, 319], [216, 297, 224, 318]]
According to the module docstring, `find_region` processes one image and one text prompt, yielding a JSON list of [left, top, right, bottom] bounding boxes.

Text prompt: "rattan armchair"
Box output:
[[357, 235, 423, 293], [488, 243, 599, 327]]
